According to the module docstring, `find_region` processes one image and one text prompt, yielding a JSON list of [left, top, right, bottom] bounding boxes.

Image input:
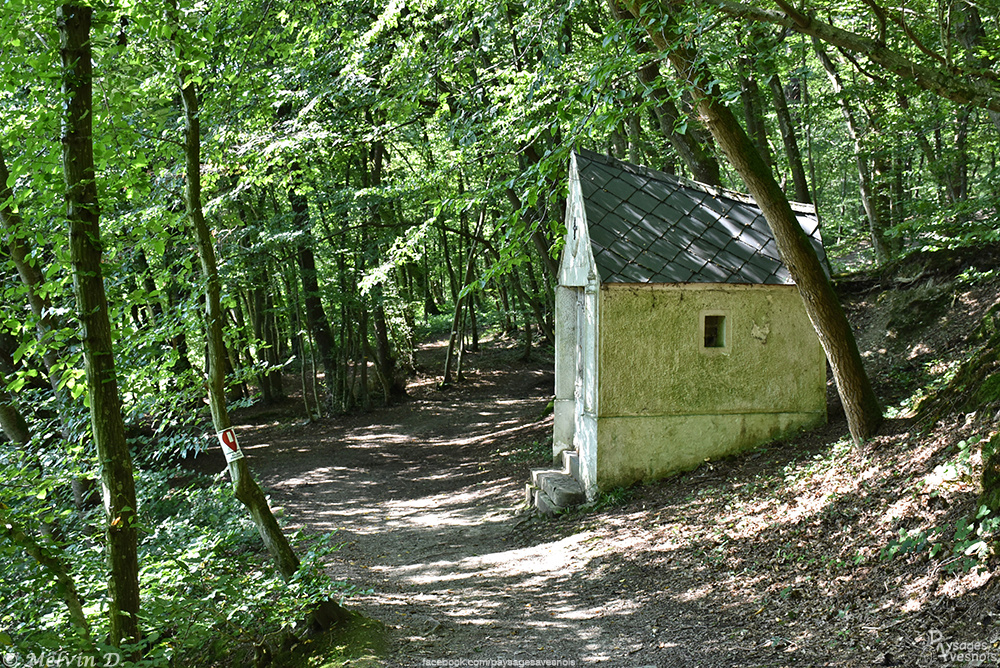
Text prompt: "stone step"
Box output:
[[562, 449, 581, 482], [533, 488, 561, 517], [529, 467, 586, 512]]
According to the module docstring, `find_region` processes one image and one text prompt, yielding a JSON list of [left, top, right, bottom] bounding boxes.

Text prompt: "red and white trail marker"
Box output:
[[217, 428, 244, 463]]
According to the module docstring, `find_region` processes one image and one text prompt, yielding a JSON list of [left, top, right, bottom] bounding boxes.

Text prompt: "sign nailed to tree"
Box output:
[[217, 428, 244, 463]]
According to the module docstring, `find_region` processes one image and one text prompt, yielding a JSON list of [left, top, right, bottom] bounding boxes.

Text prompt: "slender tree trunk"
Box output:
[[58, 4, 141, 649], [738, 57, 774, 172], [0, 384, 91, 644], [607, 0, 723, 185], [170, 15, 346, 631], [895, 92, 944, 192], [812, 38, 893, 264], [179, 68, 298, 578], [469, 292, 479, 353], [949, 106, 972, 203], [0, 147, 61, 379], [443, 201, 489, 384], [701, 0, 1000, 114], [290, 171, 337, 412], [768, 71, 812, 204], [357, 305, 371, 409], [625, 0, 882, 444], [264, 291, 285, 399], [251, 288, 275, 404], [524, 258, 554, 344], [365, 138, 403, 402], [955, 3, 1000, 136], [1, 146, 100, 511]]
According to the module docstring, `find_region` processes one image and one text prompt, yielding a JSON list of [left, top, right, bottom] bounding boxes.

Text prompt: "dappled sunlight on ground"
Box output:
[[223, 282, 1000, 667]]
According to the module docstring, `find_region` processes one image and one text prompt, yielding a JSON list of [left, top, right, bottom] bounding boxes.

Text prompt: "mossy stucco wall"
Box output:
[[593, 282, 826, 490]]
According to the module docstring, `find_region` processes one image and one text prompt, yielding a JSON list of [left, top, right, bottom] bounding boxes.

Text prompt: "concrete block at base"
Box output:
[[562, 449, 581, 481], [524, 483, 539, 506], [534, 489, 560, 517], [530, 467, 561, 487], [535, 470, 586, 508]]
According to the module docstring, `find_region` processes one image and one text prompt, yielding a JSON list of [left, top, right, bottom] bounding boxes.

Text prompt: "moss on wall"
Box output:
[[591, 283, 827, 490], [598, 283, 826, 417]]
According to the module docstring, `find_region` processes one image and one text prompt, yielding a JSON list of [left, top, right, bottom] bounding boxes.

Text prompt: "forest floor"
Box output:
[[224, 251, 1000, 668]]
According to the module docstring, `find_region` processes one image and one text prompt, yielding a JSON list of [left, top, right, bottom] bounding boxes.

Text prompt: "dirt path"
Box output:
[[250, 339, 656, 666], [240, 332, 1000, 668], [232, 274, 1000, 668]]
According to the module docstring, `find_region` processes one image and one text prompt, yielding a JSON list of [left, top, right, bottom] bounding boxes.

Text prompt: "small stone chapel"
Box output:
[[542, 149, 828, 507]]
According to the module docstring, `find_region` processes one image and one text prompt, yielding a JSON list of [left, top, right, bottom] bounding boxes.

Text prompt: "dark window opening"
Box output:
[[704, 314, 726, 348]]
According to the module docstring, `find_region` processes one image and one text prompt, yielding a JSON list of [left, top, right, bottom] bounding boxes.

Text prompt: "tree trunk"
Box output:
[[264, 291, 285, 399], [606, 0, 724, 187], [170, 17, 346, 632], [58, 4, 141, 649], [0, 383, 91, 644], [251, 288, 275, 404], [767, 71, 812, 204], [443, 201, 489, 385], [894, 92, 946, 196], [812, 38, 893, 264], [0, 387, 30, 445], [0, 147, 62, 381], [949, 106, 972, 203], [739, 65, 774, 173], [954, 3, 1000, 136], [702, 0, 1000, 114], [624, 0, 882, 444], [290, 171, 337, 413], [179, 65, 297, 578], [1, 146, 100, 512]]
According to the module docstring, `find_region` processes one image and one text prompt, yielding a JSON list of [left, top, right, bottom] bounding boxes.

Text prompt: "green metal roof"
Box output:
[[574, 149, 826, 285]]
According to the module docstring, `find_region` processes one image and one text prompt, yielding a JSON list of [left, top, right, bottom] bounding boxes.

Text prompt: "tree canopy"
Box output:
[[1, 0, 999, 662]]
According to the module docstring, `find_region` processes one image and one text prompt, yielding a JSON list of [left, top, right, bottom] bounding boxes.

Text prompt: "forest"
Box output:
[[2, 0, 1000, 665]]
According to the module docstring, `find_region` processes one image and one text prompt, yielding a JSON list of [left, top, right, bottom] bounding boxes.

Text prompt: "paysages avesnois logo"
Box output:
[[919, 628, 1000, 666]]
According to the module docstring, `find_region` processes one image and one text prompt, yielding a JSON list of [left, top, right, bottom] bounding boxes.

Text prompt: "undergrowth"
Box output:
[[882, 434, 1000, 574], [0, 469, 361, 667]]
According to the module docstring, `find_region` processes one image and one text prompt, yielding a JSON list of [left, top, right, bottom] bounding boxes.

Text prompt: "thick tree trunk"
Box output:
[[624, 0, 882, 444], [58, 4, 141, 649]]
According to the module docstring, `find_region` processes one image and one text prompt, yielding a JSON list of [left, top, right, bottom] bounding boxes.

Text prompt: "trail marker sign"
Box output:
[[218, 428, 244, 463]]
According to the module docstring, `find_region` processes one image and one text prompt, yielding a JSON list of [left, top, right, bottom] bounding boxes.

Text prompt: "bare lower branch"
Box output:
[[697, 0, 1000, 113]]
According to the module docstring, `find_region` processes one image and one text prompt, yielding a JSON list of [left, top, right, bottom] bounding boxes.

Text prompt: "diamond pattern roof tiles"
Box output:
[[573, 150, 826, 285]]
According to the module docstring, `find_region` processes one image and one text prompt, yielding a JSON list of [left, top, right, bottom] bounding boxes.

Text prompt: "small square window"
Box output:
[[704, 314, 726, 348]]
